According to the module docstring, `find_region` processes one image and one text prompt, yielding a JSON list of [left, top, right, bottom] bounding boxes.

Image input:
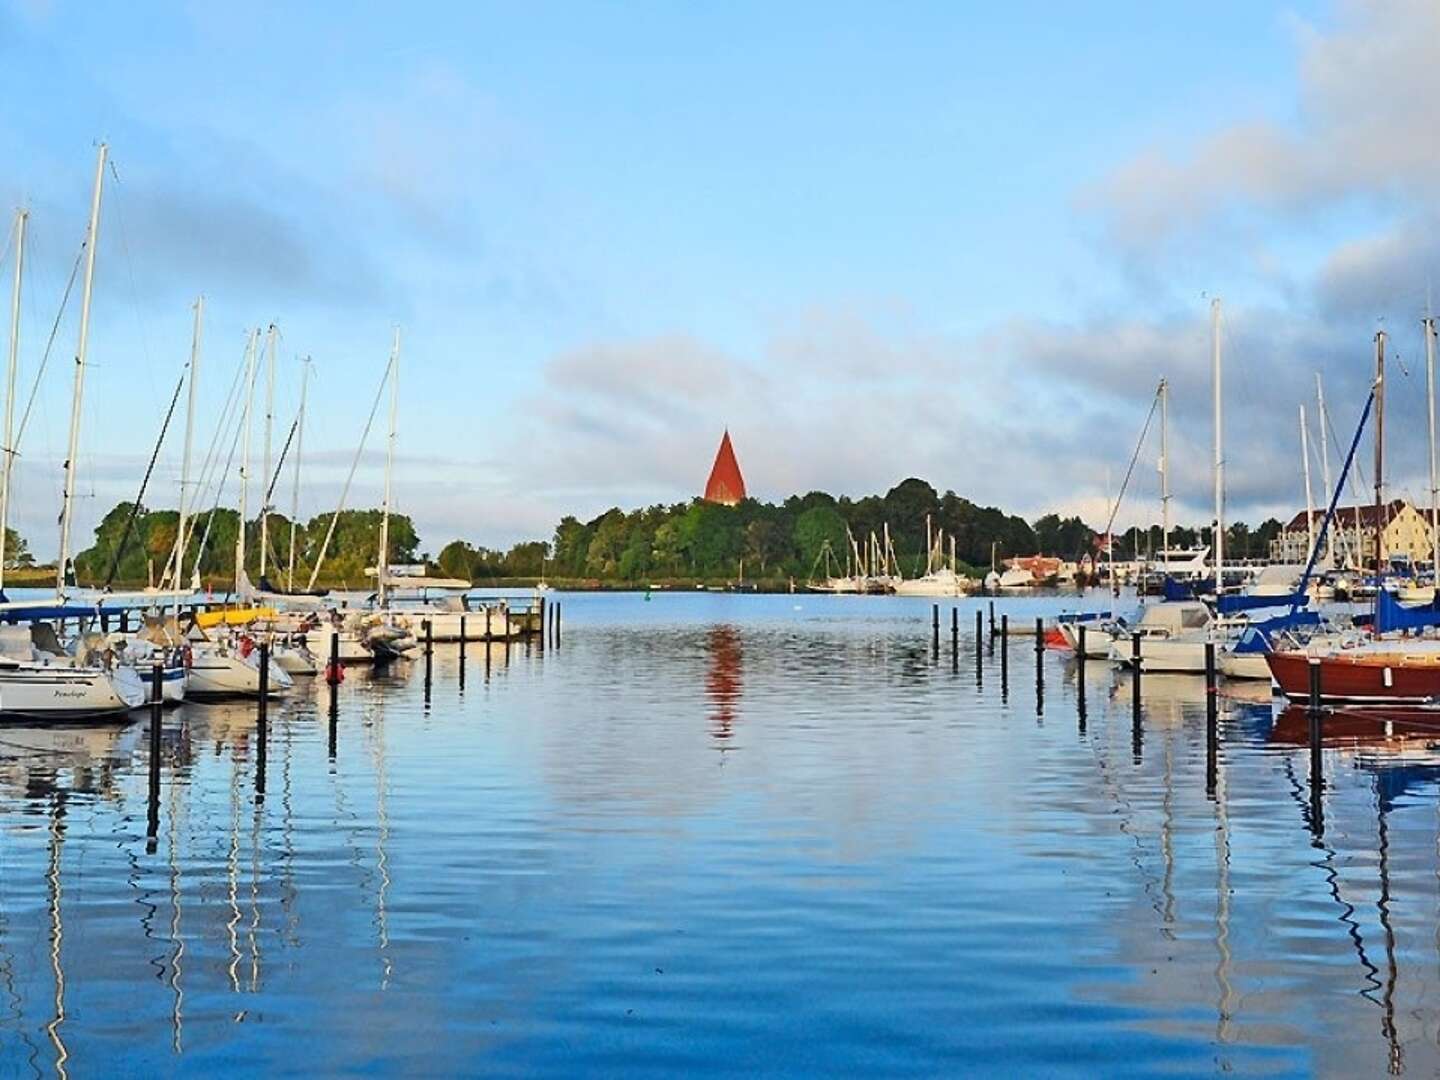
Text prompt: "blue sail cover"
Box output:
[[1216, 591, 1308, 615], [1162, 577, 1197, 602], [1375, 588, 1440, 634], [0, 604, 99, 623], [1231, 611, 1321, 653]]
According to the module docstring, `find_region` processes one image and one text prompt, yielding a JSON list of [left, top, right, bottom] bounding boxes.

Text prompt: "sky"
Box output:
[[0, 0, 1435, 558]]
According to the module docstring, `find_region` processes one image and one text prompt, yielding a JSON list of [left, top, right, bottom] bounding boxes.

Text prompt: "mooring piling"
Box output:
[[256, 644, 269, 799], [1130, 631, 1143, 763], [1308, 658, 1324, 835], [424, 619, 434, 703], [932, 604, 940, 656], [1077, 624, 1088, 685], [146, 660, 163, 851], [1000, 614, 1009, 700], [1205, 642, 1218, 796]]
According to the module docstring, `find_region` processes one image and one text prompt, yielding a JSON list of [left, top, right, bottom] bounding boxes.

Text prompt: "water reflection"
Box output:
[[8, 597, 1440, 1073], [704, 625, 742, 749]]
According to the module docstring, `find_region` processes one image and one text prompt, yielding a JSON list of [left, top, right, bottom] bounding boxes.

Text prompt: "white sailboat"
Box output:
[[895, 517, 973, 596]]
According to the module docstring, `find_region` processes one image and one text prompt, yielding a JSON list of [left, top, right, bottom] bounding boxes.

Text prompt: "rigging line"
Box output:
[[1101, 382, 1163, 540], [102, 369, 185, 589], [305, 355, 394, 592], [13, 243, 84, 453], [104, 158, 161, 411], [192, 369, 252, 587]]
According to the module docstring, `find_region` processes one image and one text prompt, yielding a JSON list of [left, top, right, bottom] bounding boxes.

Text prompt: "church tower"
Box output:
[[703, 430, 746, 506]]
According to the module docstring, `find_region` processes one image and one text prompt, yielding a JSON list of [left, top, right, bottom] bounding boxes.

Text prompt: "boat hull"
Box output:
[[187, 650, 294, 699], [1266, 650, 1440, 705], [0, 663, 144, 719], [1112, 636, 1209, 674], [1217, 651, 1272, 681]]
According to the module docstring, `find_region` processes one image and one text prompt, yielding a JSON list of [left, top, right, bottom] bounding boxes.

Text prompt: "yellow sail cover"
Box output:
[[193, 606, 279, 628]]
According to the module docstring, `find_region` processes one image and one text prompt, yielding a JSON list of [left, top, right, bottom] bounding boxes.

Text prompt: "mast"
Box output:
[[259, 324, 276, 582], [1211, 298, 1223, 598], [1, 209, 26, 593], [1426, 317, 1439, 580], [1159, 377, 1170, 574], [1316, 374, 1335, 568], [1374, 330, 1386, 589], [234, 329, 258, 597], [287, 358, 309, 592], [1301, 405, 1315, 563], [58, 143, 107, 597], [173, 296, 202, 615], [376, 329, 399, 607]]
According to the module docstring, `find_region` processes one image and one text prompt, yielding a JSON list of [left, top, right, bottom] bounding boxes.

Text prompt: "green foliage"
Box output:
[[72, 502, 421, 588]]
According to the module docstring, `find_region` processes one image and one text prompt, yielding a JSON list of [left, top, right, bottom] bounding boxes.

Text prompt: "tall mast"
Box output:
[[1374, 330, 1386, 588], [58, 143, 107, 597], [234, 328, 258, 597], [259, 323, 276, 582], [1316, 374, 1335, 568], [1211, 298, 1223, 597], [376, 329, 399, 607], [1159, 377, 1170, 574], [1300, 405, 1315, 563], [173, 296, 202, 614], [287, 357, 310, 592], [1, 209, 27, 594], [1426, 317, 1439, 579]]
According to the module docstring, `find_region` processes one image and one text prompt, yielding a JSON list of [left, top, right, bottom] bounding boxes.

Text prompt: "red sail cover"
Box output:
[[704, 430, 746, 505]]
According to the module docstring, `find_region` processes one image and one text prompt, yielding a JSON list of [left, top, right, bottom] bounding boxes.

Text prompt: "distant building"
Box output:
[[703, 430, 747, 506], [1269, 499, 1433, 566]]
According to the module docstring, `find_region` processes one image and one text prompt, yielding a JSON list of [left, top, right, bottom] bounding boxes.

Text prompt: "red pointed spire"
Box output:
[[704, 430, 746, 506]]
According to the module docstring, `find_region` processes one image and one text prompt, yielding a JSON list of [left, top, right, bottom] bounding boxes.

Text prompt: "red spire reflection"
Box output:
[[705, 625, 743, 746]]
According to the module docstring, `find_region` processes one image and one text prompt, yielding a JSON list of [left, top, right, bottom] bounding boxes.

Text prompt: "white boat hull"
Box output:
[[1218, 651, 1272, 681], [0, 662, 145, 719], [1058, 621, 1114, 658], [1111, 636, 1210, 674], [187, 649, 294, 699]]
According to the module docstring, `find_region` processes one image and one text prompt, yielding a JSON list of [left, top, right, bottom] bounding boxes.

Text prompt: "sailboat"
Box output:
[[894, 517, 973, 596], [0, 149, 145, 718]]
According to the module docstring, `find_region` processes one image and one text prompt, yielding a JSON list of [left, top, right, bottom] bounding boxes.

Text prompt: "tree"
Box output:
[[793, 505, 849, 572]]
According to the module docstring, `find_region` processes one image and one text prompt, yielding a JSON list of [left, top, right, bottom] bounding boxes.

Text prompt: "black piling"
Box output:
[[459, 615, 467, 660], [555, 602, 561, 647], [974, 609, 983, 687], [120, 608, 129, 634], [932, 604, 940, 657], [256, 644, 269, 800], [950, 607, 959, 672], [988, 601, 995, 636], [1205, 642, 1218, 796], [1077, 624, 1088, 685], [146, 661, 163, 853], [1307, 659, 1324, 835], [423, 619, 433, 703], [1130, 631, 1143, 763], [1000, 614, 1009, 700], [327, 630, 340, 761], [485, 606, 493, 642], [1035, 618, 1045, 710]]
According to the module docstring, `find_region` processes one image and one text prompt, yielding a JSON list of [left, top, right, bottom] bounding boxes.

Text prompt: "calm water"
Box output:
[[1, 591, 1439, 1076]]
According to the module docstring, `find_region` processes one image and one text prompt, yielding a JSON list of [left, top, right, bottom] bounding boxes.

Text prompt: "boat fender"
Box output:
[[1384, 667, 1393, 688], [239, 635, 255, 659], [182, 645, 193, 669]]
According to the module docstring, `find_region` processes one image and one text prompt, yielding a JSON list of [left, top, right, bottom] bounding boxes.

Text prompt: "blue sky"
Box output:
[[5, 0, 1436, 557]]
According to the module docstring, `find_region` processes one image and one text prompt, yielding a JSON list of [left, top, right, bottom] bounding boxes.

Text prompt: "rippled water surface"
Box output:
[[4, 591, 1440, 1076]]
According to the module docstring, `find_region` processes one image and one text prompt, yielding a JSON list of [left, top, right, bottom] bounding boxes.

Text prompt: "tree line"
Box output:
[[38, 482, 1289, 589]]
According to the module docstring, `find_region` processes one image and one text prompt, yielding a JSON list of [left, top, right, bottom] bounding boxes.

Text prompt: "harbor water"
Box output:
[[1, 591, 1437, 1075]]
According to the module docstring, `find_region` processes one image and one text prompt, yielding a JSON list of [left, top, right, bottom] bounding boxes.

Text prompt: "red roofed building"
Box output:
[[1269, 498, 1431, 565], [703, 430, 747, 506]]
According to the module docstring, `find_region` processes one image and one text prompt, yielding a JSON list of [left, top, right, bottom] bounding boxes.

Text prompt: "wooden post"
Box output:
[[1205, 641, 1218, 796], [1131, 631, 1143, 762], [256, 643, 268, 799], [146, 661, 163, 850], [1308, 658, 1324, 834]]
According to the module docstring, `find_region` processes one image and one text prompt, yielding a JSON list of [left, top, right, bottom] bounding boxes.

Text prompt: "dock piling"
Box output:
[[1000, 614, 1009, 699], [1307, 658, 1324, 834], [1205, 642, 1218, 795], [256, 644, 269, 799], [423, 619, 433, 702], [459, 615, 467, 661], [1130, 631, 1142, 763], [1077, 625, 1087, 683], [146, 661, 163, 851], [932, 604, 940, 656]]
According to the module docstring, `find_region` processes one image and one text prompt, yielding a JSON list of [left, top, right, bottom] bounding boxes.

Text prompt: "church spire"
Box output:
[[703, 430, 746, 506]]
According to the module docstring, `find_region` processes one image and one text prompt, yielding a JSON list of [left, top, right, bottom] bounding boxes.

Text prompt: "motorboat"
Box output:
[[1108, 601, 1214, 673], [184, 629, 295, 699]]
